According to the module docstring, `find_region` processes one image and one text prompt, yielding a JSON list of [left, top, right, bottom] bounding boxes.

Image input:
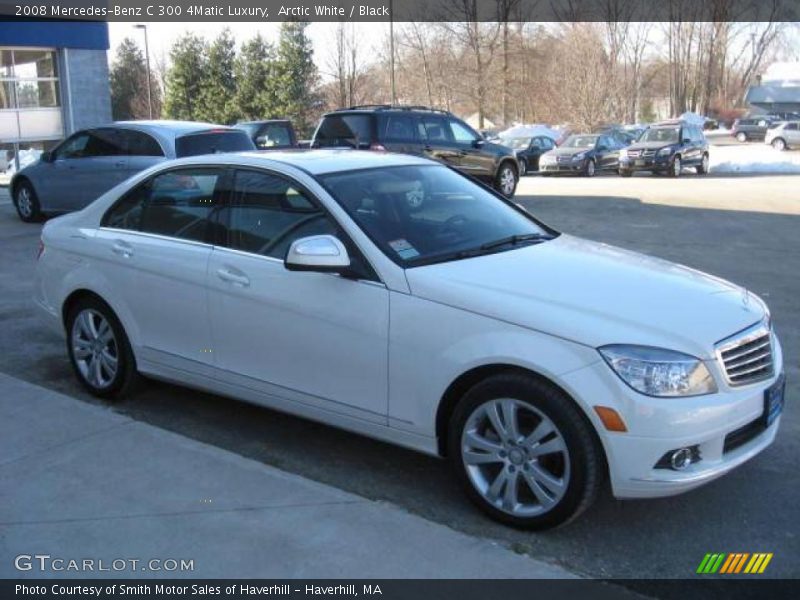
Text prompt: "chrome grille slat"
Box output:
[[716, 324, 773, 387], [721, 339, 770, 361], [726, 350, 772, 370]]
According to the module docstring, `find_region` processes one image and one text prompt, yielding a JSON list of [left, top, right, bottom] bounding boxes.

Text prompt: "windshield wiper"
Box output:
[[480, 233, 550, 252]]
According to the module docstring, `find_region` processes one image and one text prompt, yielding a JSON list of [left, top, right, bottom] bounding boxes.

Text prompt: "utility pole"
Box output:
[[389, 0, 396, 104], [134, 24, 153, 119]]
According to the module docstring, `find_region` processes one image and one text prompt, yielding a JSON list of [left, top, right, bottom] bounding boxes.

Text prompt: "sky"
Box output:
[[108, 22, 391, 81]]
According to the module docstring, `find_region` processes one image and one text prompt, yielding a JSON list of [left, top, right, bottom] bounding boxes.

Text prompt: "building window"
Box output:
[[0, 47, 63, 182]]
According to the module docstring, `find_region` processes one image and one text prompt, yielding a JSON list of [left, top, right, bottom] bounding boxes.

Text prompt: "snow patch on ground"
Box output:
[[710, 144, 800, 174]]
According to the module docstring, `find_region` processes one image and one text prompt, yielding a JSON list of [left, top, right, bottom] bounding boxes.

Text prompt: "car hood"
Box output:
[[546, 147, 590, 158], [626, 141, 674, 151], [405, 235, 765, 358]]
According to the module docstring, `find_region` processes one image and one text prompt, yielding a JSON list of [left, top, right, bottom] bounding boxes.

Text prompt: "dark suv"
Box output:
[[311, 105, 520, 197], [731, 116, 777, 142], [619, 121, 709, 178]]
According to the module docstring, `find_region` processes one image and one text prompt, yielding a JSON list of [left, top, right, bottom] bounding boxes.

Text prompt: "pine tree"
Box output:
[[110, 38, 160, 120], [196, 28, 238, 124], [274, 22, 320, 136], [234, 34, 279, 121], [163, 33, 208, 121]]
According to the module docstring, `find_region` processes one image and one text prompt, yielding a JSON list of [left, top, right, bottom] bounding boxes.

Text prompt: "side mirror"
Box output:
[[597, 145, 608, 152], [682, 138, 691, 144], [472, 139, 485, 148], [40, 151, 53, 163], [285, 235, 350, 273]]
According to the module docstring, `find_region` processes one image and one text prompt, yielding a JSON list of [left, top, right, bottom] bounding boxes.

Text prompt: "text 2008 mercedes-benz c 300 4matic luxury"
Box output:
[[34, 150, 785, 529]]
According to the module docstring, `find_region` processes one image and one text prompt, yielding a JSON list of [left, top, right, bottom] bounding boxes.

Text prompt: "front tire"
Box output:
[[494, 162, 518, 198], [696, 153, 709, 175], [669, 155, 682, 178], [66, 297, 141, 400], [584, 159, 596, 177], [13, 180, 43, 223], [448, 373, 604, 530], [619, 169, 633, 178], [772, 138, 787, 151], [519, 159, 528, 176]]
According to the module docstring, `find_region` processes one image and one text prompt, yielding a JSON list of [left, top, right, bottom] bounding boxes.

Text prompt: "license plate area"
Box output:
[[635, 159, 645, 166], [764, 373, 785, 427]]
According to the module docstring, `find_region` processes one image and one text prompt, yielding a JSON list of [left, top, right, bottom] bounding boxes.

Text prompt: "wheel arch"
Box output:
[[497, 157, 519, 177], [61, 289, 112, 330], [10, 175, 32, 199], [435, 362, 607, 471]]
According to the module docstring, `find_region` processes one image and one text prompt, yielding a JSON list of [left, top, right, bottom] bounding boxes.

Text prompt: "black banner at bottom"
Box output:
[[3, 579, 798, 600]]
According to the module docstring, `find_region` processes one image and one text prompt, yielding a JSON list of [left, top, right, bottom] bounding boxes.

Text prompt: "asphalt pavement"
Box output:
[[0, 169, 797, 586]]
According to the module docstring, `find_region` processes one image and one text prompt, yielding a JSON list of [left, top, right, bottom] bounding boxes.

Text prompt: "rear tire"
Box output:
[[772, 138, 787, 151], [619, 169, 633, 178], [13, 180, 43, 223], [669, 155, 682, 178], [448, 373, 604, 530], [66, 296, 141, 400], [736, 132, 747, 143]]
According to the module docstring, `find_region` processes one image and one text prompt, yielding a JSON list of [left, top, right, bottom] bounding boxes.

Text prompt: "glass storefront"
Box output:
[[0, 48, 64, 182]]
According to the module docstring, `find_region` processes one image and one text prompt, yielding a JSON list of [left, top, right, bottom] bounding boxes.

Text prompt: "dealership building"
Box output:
[[1, 21, 111, 175]]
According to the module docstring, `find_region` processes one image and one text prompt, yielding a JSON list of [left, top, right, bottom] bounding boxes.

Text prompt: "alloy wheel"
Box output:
[[460, 398, 571, 517], [499, 166, 516, 196], [586, 160, 595, 177], [672, 157, 681, 177], [736, 132, 747, 143], [701, 154, 709, 173], [773, 139, 786, 151], [16, 187, 33, 218], [71, 309, 119, 389]]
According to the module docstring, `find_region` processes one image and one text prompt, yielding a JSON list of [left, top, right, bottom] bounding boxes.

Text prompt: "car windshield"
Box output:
[[640, 127, 680, 143], [319, 165, 553, 267], [562, 135, 598, 148], [504, 137, 532, 150]]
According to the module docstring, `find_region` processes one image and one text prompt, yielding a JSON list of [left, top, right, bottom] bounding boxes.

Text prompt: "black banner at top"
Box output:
[[0, 0, 798, 22]]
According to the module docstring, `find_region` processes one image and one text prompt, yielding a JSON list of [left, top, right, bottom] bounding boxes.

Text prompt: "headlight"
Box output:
[[619, 148, 628, 158], [573, 152, 587, 161], [599, 345, 717, 397], [657, 147, 672, 157]]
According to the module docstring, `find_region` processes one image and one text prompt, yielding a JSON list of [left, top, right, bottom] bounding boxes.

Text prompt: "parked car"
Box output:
[[11, 121, 255, 223], [539, 133, 623, 177], [36, 150, 784, 529], [234, 119, 298, 149], [311, 105, 520, 197], [764, 121, 800, 151], [593, 125, 638, 146], [731, 116, 776, 142], [619, 121, 709, 177], [503, 135, 557, 175]]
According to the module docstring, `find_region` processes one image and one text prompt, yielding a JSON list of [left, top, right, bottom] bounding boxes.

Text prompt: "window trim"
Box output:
[[216, 166, 383, 283], [116, 127, 167, 158]]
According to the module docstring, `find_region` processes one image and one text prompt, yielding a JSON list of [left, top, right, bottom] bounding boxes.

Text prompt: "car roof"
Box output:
[[164, 149, 436, 176], [236, 119, 291, 126], [112, 120, 236, 137]]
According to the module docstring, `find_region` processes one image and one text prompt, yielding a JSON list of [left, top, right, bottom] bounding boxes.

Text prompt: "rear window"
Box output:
[[175, 130, 255, 158], [313, 114, 374, 148]]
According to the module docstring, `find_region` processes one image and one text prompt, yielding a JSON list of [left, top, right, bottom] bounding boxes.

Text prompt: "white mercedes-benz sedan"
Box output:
[[35, 150, 784, 529]]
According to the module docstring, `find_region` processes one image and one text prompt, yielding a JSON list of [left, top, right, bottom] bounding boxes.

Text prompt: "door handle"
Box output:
[[423, 145, 433, 152], [111, 240, 133, 258], [216, 268, 250, 287], [114, 160, 126, 168]]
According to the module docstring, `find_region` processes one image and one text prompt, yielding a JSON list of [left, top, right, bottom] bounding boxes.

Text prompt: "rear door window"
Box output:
[[103, 167, 223, 243], [419, 117, 452, 143], [379, 114, 418, 142], [314, 114, 374, 148], [255, 123, 294, 148], [175, 130, 254, 157], [118, 129, 164, 157]]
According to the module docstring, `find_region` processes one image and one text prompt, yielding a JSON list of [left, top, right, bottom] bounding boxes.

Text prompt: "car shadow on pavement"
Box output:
[[0, 197, 798, 583]]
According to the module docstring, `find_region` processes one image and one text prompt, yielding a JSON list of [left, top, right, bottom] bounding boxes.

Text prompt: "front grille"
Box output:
[[627, 149, 656, 158], [716, 323, 773, 386], [556, 155, 572, 163]]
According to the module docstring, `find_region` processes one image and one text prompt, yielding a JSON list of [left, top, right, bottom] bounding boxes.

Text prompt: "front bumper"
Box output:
[[540, 159, 587, 173], [561, 335, 784, 499], [619, 155, 671, 172]]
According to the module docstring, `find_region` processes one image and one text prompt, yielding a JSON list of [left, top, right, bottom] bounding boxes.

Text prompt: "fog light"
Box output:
[[654, 445, 700, 470], [670, 448, 693, 471]]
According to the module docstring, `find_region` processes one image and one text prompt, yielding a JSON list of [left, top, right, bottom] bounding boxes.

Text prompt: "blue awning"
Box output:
[[0, 20, 109, 50]]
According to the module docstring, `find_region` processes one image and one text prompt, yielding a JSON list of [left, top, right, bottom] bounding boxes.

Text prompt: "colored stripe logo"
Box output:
[[697, 553, 773, 574]]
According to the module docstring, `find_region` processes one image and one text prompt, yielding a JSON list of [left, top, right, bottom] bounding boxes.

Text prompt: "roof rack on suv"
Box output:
[[334, 104, 453, 115]]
